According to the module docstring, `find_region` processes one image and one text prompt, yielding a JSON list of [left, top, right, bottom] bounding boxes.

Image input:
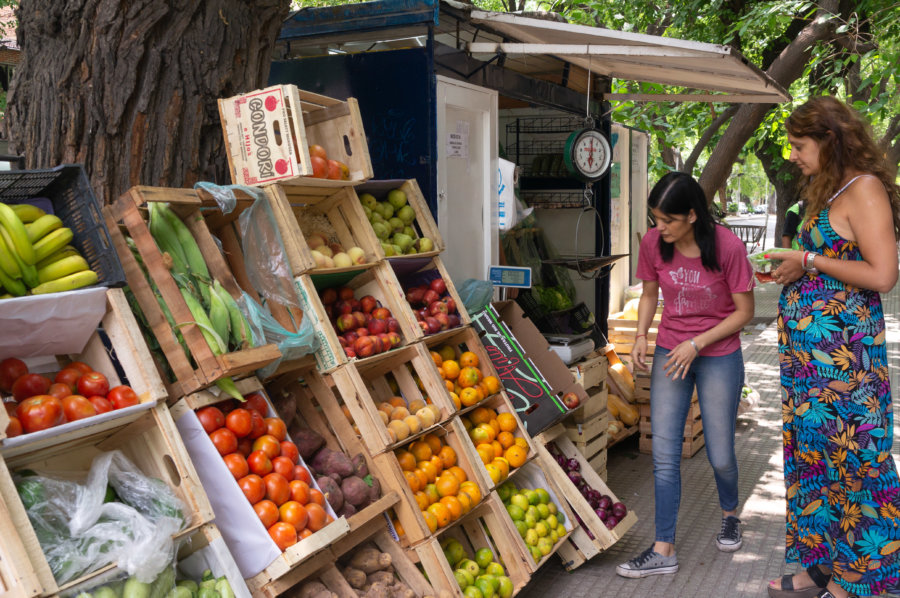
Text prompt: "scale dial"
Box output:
[[564, 128, 612, 183]]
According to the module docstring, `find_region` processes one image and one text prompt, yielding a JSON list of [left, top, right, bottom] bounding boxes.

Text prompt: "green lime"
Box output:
[[535, 488, 551, 504], [506, 504, 525, 521], [497, 576, 514, 598], [475, 547, 494, 570], [475, 576, 496, 598], [463, 585, 484, 598], [455, 569, 474, 589]]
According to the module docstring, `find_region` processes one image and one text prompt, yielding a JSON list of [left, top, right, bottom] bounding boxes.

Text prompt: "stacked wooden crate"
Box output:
[[566, 352, 609, 480], [638, 393, 705, 458]]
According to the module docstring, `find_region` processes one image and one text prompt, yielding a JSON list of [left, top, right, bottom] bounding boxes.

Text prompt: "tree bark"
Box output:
[[698, 0, 841, 200], [756, 145, 800, 248], [6, 0, 290, 204]]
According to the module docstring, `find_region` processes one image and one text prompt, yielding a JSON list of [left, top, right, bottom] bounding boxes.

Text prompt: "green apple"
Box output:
[[387, 188, 408, 209], [398, 205, 416, 224], [359, 192, 377, 211]]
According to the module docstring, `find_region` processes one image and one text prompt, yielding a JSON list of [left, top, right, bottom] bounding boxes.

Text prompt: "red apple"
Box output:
[[372, 307, 391, 321], [352, 311, 367, 329], [338, 287, 355, 301], [429, 278, 447, 296], [444, 297, 457, 314], [360, 295, 378, 314], [310, 156, 328, 179], [333, 300, 353, 315], [368, 318, 387, 335], [343, 331, 359, 345], [321, 288, 338, 305], [418, 320, 430, 334], [428, 301, 449, 316], [344, 347, 356, 358], [433, 312, 451, 331], [386, 331, 402, 348], [406, 287, 426, 306], [561, 392, 581, 409], [377, 333, 393, 350], [338, 336, 348, 348], [448, 314, 461, 329], [336, 313, 356, 333], [423, 289, 440, 305], [348, 298, 361, 312], [386, 317, 401, 333], [425, 317, 441, 335], [415, 308, 428, 321], [324, 304, 334, 320], [354, 336, 376, 358], [327, 159, 343, 180]]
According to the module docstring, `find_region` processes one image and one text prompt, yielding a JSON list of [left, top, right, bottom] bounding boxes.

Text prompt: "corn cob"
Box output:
[[148, 202, 189, 276], [213, 279, 253, 350]]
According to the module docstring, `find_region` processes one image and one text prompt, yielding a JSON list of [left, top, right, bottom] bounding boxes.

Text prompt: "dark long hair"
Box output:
[[649, 172, 720, 271]]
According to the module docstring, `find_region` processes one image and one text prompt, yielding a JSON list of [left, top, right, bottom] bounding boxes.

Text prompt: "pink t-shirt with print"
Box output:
[[635, 224, 754, 356]]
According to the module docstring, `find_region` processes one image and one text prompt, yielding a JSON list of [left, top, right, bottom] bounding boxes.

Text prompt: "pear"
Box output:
[[387, 188, 408, 210], [415, 237, 434, 252], [381, 241, 396, 257], [359, 192, 377, 211], [392, 233, 414, 251], [388, 217, 405, 233], [372, 222, 390, 240], [362, 205, 372, 220], [397, 205, 416, 224], [377, 201, 395, 219], [402, 225, 417, 239]]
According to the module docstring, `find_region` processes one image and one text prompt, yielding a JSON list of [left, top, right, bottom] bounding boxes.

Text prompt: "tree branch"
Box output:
[[684, 105, 739, 174]]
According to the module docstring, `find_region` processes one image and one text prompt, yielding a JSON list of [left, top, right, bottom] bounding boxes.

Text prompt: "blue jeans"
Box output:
[[650, 347, 744, 544]]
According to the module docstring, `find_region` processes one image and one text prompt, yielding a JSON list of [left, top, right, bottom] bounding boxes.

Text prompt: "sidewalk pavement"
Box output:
[[520, 282, 900, 598]]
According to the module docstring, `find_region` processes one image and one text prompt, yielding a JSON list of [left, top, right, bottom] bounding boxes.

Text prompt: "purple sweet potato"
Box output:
[[313, 448, 355, 479], [316, 475, 344, 512], [338, 502, 357, 518], [341, 475, 371, 507], [294, 428, 326, 459], [351, 453, 369, 478], [367, 476, 381, 505]]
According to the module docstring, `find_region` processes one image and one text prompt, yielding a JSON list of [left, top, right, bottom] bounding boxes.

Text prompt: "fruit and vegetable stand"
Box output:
[[0, 83, 639, 598]]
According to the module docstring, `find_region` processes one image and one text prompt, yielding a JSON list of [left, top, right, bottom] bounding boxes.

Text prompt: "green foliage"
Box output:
[[727, 202, 738, 214]]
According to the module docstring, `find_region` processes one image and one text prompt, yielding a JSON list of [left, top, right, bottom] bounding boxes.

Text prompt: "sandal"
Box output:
[[767, 565, 831, 598]]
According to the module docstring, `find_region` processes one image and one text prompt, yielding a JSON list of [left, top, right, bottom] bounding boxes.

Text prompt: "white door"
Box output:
[[435, 75, 498, 287]]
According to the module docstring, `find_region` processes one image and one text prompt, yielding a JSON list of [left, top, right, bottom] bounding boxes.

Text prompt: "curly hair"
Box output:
[[786, 96, 900, 239]]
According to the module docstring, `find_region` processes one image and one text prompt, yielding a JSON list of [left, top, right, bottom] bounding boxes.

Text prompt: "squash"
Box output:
[[609, 393, 639, 426], [607, 394, 621, 418], [608, 362, 635, 402]]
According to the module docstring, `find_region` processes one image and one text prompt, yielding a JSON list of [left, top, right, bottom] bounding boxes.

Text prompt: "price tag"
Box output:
[[489, 265, 532, 289]]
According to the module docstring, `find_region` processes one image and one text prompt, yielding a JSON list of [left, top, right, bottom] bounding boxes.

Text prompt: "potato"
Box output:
[[316, 475, 344, 512], [389, 582, 415, 598], [363, 581, 390, 598], [342, 566, 367, 589], [366, 571, 395, 586], [296, 580, 331, 598], [349, 546, 392, 574]]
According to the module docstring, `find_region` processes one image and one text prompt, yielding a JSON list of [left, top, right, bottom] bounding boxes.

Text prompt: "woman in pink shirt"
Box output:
[[617, 172, 755, 579]]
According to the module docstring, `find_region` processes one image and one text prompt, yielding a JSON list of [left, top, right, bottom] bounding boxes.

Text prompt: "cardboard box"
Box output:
[[471, 301, 582, 435]]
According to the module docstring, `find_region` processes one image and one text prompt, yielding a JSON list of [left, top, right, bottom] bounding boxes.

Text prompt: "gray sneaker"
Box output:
[[716, 516, 743, 552], [616, 546, 679, 578]]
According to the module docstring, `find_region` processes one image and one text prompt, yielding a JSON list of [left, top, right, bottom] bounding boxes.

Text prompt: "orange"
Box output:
[[459, 481, 481, 505], [449, 392, 461, 410], [484, 462, 503, 485], [427, 502, 452, 528], [457, 366, 481, 388], [460, 416, 473, 431], [410, 441, 433, 462], [418, 460, 438, 484], [444, 379, 455, 392], [396, 449, 417, 472], [422, 433, 443, 455], [470, 407, 492, 426], [483, 375, 501, 395], [414, 491, 430, 511], [441, 360, 460, 380], [413, 468, 429, 490], [497, 413, 517, 433], [488, 418, 501, 435], [456, 490, 472, 514], [430, 455, 445, 475], [492, 457, 510, 478], [389, 396, 406, 408], [477, 423, 496, 443], [392, 518, 407, 538], [423, 483, 440, 505], [435, 472, 460, 497], [438, 445, 457, 469], [476, 383, 489, 400], [404, 470, 420, 493], [459, 387, 480, 407], [504, 445, 528, 468], [476, 444, 494, 465], [459, 351, 479, 368], [514, 437, 529, 449], [430, 351, 443, 367], [440, 495, 463, 521], [447, 466, 467, 483], [491, 440, 504, 459], [421, 510, 438, 533], [497, 431, 515, 449]]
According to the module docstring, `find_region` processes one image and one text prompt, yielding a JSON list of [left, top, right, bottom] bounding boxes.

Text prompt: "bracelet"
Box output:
[[803, 252, 819, 274], [689, 338, 700, 355], [635, 334, 647, 340]]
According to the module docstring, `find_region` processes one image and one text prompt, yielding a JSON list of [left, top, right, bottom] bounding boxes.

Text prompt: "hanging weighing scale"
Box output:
[[563, 117, 612, 184]]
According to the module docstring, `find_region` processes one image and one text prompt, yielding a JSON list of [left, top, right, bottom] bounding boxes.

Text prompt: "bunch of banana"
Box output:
[[0, 203, 98, 298]]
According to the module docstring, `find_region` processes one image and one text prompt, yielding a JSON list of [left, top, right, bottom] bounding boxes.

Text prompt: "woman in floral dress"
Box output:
[[767, 97, 900, 598]]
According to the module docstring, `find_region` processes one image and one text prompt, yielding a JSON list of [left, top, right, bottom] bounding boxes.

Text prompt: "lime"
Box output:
[[475, 576, 496, 598], [475, 547, 494, 570], [529, 545, 542, 563], [506, 504, 525, 521], [463, 585, 484, 598], [514, 520, 529, 538], [455, 569, 474, 589], [535, 488, 551, 504], [497, 576, 514, 598], [485, 562, 505, 578]]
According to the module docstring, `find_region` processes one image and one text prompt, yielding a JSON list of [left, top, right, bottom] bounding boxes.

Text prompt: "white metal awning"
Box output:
[[467, 11, 790, 103]]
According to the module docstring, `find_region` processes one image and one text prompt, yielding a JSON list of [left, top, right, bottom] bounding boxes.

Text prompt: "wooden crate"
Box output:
[[355, 179, 445, 260], [556, 526, 601, 572], [175, 523, 252, 598], [409, 493, 530, 598], [639, 399, 705, 458], [104, 187, 281, 399], [567, 380, 608, 424], [424, 325, 506, 411], [533, 424, 637, 554], [569, 352, 607, 390], [219, 84, 373, 188], [606, 314, 660, 355], [0, 488, 41, 598], [563, 410, 609, 468], [170, 378, 351, 586], [456, 392, 537, 493], [265, 184, 382, 276], [1, 289, 168, 458], [330, 342, 455, 455], [371, 417, 485, 546], [0, 403, 213, 597], [292, 263, 420, 372], [387, 255, 471, 345], [634, 368, 652, 403]]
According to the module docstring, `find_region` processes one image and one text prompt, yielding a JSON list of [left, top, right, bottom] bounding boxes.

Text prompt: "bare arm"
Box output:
[[630, 280, 659, 372]]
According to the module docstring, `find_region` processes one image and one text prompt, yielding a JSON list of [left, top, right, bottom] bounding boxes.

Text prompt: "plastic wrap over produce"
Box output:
[[13, 450, 187, 584]]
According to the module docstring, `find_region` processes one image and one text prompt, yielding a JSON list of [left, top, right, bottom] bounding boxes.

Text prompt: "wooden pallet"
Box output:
[[638, 399, 705, 458], [219, 84, 373, 188], [569, 352, 607, 391], [0, 403, 213, 597], [104, 188, 281, 399], [409, 493, 530, 598], [607, 422, 639, 448], [634, 368, 651, 403], [356, 178, 445, 260], [606, 313, 660, 355]]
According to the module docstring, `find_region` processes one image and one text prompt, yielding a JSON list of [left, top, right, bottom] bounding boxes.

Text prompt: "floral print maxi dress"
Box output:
[[778, 204, 900, 596]]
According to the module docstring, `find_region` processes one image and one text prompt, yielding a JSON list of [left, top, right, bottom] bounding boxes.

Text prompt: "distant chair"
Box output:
[[727, 224, 766, 253]]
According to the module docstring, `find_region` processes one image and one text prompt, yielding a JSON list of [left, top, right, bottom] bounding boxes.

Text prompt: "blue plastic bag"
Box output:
[[457, 279, 494, 314]]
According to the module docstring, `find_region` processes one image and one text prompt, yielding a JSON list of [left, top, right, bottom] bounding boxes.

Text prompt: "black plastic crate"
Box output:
[[0, 164, 125, 288], [538, 302, 595, 336]]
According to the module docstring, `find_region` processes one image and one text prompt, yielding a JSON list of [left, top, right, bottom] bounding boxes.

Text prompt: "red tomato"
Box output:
[[265, 417, 287, 441], [47, 383, 71, 400], [309, 488, 325, 507], [289, 480, 310, 505], [248, 409, 267, 439], [247, 450, 273, 477], [238, 474, 265, 504], [89, 396, 114, 414], [268, 521, 297, 551], [237, 437, 253, 457], [66, 361, 93, 375], [280, 441, 299, 464], [209, 428, 238, 456], [12, 373, 52, 402], [293, 465, 312, 484], [253, 435, 281, 460], [0, 358, 28, 392], [16, 395, 64, 433], [216, 399, 239, 414], [225, 408, 253, 438], [196, 406, 225, 433], [107, 386, 139, 409], [305, 503, 327, 532], [77, 372, 109, 398], [253, 499, 279, 528], [6, 416, 22, 437], [271, 456, 295, 481], [244, 392, 268, 415], [263, 472, 291, 506], [53, 368, 82, 391], [62, 395, 98, 422], [278, 500, 309, 532], [223, 452, 249, 480]]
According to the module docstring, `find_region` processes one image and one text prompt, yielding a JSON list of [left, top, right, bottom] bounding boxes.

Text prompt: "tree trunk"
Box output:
[[697, 0, 840, 200], [6, 0, 290, 204], [756, 146, 799, 248]]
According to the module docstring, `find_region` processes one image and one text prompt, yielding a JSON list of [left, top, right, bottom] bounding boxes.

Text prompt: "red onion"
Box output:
[[566, 458, 580, 472], [605, 515, 619, 529], [567, 471, 583, 486], [597, 496, 612, 511]]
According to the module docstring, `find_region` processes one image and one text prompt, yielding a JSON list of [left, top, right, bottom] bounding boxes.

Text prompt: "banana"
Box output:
[[37, 255, 90, 284], [29, 269, 98, 295], [25, 214, 64, 243], [36, 245, 81, 270], [0, 226, 22, 279], [10, 204, 46, 223], [0, 203, 35, 265], [33, 227, 74, 263], [0, 225, 38, 287], [0, 263, 26, 296]]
